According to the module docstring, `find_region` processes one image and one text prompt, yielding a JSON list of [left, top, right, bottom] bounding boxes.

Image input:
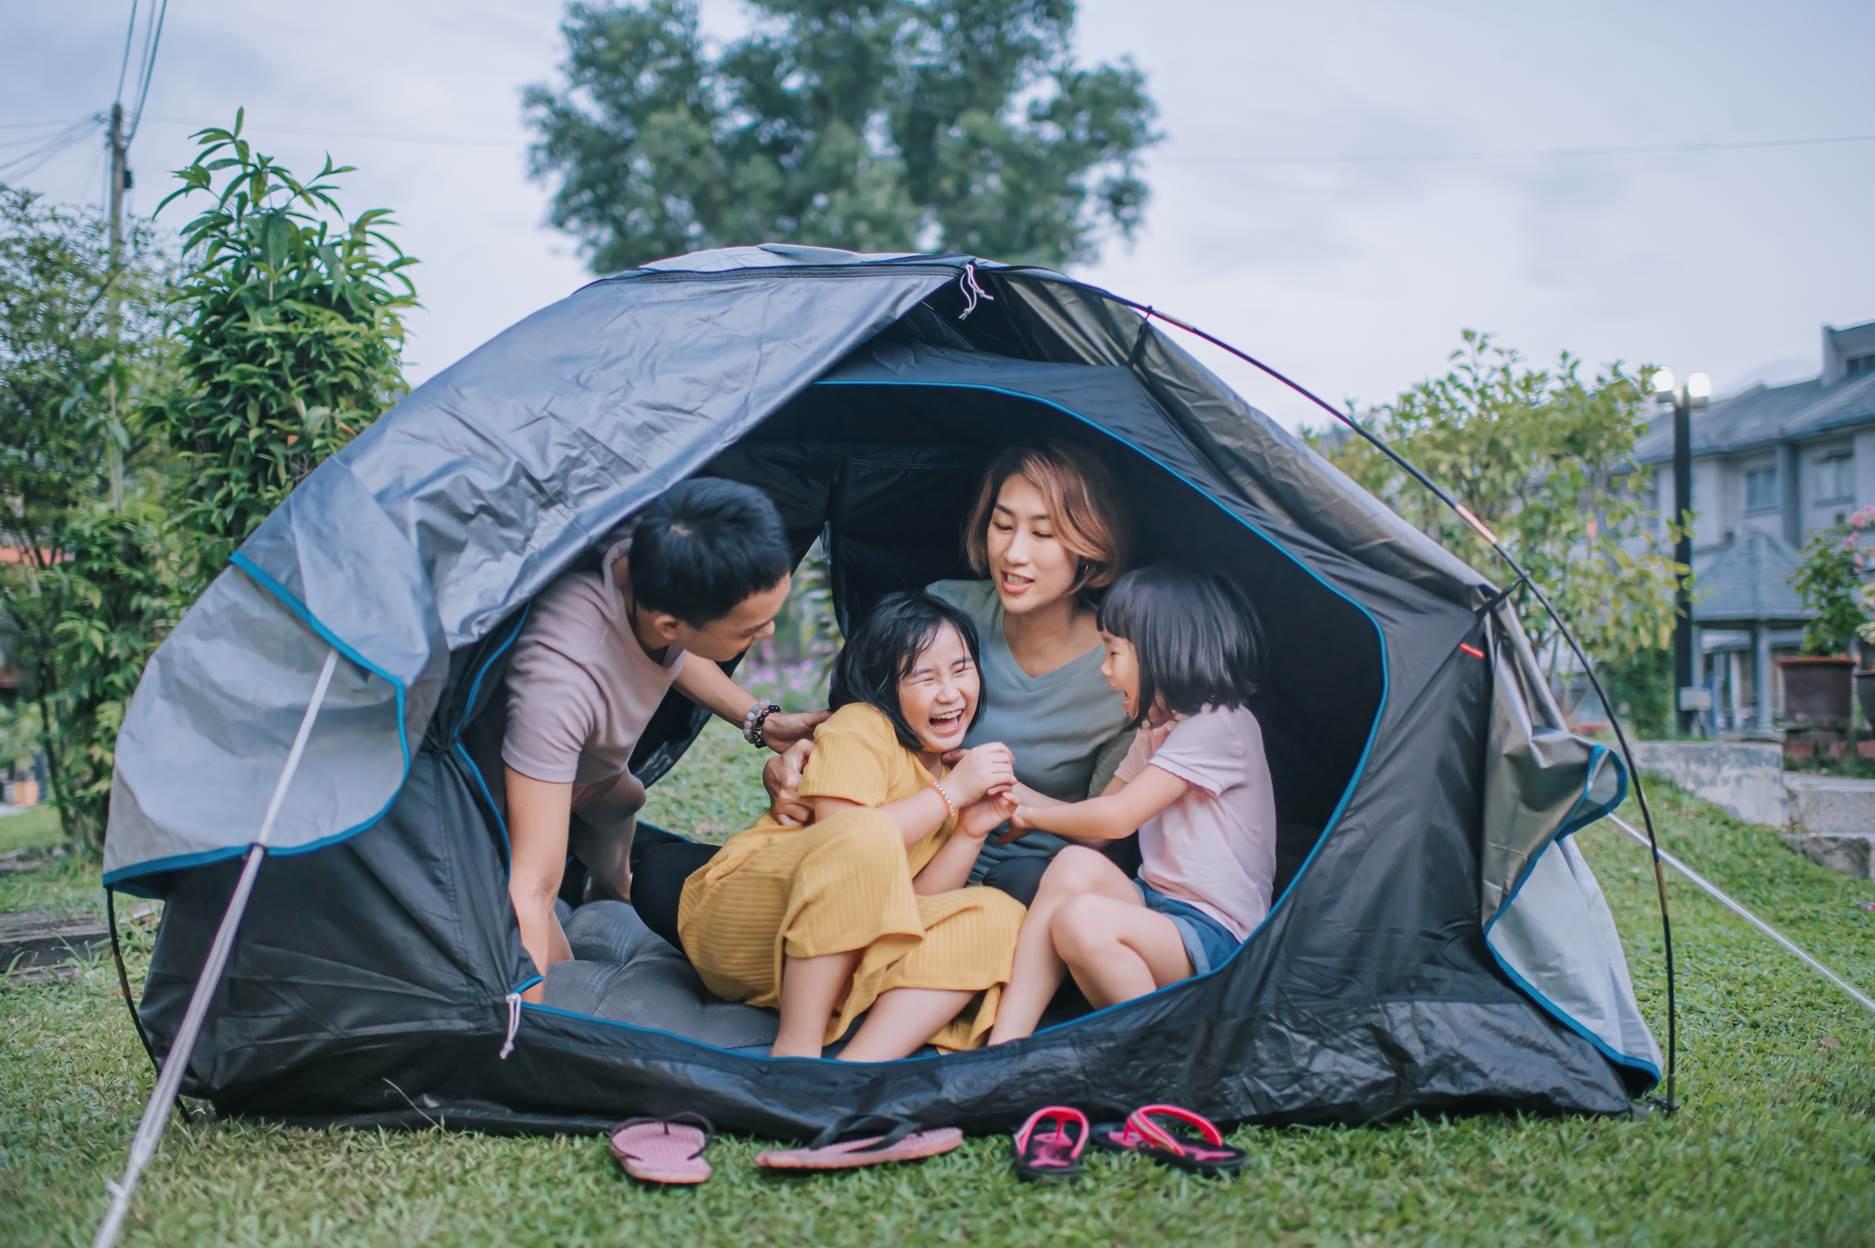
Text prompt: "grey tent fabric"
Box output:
[[106, 246, 1661, 1134]]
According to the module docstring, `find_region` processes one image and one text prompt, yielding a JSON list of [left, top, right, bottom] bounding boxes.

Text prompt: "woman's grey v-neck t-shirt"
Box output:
[[925, 579, 1132, 875]]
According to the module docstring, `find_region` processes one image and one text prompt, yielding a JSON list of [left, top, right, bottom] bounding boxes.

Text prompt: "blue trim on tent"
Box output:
[[452, 605, 532, 876], [813, 376, 1393, 1037], [1480, 745, 1660, 1085], [103, 553, 418, 890]]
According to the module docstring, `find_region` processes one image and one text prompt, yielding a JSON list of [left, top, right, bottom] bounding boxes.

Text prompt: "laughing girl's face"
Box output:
[[896, 622, 980, 754], [985, 473, 1079, 616]]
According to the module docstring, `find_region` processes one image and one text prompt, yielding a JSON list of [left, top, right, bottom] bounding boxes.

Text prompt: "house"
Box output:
[[1632, 320, 1875, 730]]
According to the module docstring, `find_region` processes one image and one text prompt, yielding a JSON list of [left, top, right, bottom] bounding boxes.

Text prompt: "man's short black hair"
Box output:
[[1098, 565, 1263, 729], [829, 592, 985, 751], [629, 478, 791, 626]]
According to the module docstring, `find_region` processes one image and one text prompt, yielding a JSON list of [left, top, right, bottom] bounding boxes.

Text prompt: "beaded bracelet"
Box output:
[[931, 779, 958, 822], [745, 702, 782, 748]]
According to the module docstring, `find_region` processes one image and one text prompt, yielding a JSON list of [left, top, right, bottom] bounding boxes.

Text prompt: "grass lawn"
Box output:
[[2, 722, 1871, 1246]]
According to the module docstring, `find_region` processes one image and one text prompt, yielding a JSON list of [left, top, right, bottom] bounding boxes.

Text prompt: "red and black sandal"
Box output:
[[1011, 1106, 1089, 1183], [1090, 1104, 1246, 1176]]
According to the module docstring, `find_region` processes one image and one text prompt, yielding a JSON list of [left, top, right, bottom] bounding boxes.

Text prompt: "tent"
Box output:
[[103, 246, 1661, 1136]]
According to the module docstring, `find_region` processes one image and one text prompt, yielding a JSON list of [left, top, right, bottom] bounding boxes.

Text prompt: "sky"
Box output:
[[4, 0, 1872, 431]]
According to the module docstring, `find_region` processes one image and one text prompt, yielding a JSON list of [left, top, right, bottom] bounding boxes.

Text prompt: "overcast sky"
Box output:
[[5, 1, 1872, 430]]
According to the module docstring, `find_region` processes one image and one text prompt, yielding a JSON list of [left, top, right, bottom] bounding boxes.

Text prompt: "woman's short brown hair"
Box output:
[[964, 444, 1128, 597]]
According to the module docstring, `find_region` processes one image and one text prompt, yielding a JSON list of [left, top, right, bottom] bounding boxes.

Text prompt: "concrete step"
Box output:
[[1784, 773, 1875, 838], [1781, 832, 1875, 880]]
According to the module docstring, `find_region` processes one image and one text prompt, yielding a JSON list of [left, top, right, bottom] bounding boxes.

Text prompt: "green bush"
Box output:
[[153, 110, 417, 583]]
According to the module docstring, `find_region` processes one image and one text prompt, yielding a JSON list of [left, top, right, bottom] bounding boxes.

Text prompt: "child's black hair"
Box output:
[[629, 478, 791, 626], [1097, 565, 1264, 729], [829, 592, 985, 751]]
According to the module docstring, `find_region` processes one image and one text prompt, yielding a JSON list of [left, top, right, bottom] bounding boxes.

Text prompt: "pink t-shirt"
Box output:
[[1114, 705, 1277, 939], [501, 537, 685, 822]]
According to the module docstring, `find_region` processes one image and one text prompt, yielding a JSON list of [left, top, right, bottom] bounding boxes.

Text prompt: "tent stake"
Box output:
[[93, 646, 341, 1248], [1609, 812, 1874, 1017]]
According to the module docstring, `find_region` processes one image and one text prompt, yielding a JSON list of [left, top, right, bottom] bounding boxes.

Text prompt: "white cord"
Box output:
[[1608, 812, 1875, 1017], [93, 647, 342, 1248]]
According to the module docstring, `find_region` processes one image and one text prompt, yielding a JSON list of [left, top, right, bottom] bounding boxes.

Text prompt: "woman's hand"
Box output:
[[762, 738, 815, 825], [945, 741, 1015, 805], [956, 792, 1018, 840], [761, 709, 829, 752]]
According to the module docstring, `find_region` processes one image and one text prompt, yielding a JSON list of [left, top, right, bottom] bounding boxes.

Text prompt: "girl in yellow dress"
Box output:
[[678, 592, 1028, 1059]]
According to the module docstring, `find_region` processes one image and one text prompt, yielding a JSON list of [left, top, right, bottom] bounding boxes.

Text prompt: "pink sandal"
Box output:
[[1091, 1104, 1246, 1176], [609, 1113, 714, 1185], [756, 1114, 962, 1172], [1011, 1106, 1089, 1182]]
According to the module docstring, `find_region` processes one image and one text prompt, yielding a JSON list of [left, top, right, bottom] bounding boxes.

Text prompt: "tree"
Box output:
[[1312, 331, 1685, 693], [153, 110, 418, 583], [0, 185, 175, 846], [524, 0, 1158, 271]]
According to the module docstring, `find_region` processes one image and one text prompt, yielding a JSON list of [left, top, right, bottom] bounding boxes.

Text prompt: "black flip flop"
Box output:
[[755, 1113, 964, 1171], [1011, 1106, 1089, 1183]]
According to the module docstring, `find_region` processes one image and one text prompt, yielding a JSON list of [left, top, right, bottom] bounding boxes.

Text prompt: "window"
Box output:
[[1848, 354, 1874, 378], [1817, 452, 1854, 504], [1744, 466, 1778, 513]]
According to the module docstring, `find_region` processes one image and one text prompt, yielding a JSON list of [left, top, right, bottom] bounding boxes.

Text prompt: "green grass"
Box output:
[[0, 804, 63, 853], [2, 733, 1872, 1246]]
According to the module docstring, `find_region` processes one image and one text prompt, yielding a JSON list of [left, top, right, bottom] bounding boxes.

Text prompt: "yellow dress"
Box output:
[[677, 703, 1027, 1050]]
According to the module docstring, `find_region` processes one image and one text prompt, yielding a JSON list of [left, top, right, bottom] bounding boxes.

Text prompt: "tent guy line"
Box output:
[[1608, 812, 1875, 1018], [93, 647, 341, 1248]]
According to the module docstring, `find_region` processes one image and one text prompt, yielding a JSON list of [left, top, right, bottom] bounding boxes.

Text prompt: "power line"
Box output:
[[1157, 132, 1875, 167], [0, 118, 101, 179], [123, 0, 170, 147], [113, 0, 142, 103]]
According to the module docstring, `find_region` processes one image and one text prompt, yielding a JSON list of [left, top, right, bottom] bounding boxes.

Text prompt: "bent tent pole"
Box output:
[[93, 646, 342, 1248], [1609, 812, 1875, 1018], [1061, 278, 1685, 1109]]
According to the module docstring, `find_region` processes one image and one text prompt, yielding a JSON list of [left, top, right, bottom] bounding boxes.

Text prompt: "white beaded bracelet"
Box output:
[[931, 779, 958, 822]]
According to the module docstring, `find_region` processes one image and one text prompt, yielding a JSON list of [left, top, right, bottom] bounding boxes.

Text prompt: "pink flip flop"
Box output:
[[1091, 1104, 1246, 1176], [755, 1114, 963, 1172], [1011, 1105, 1089, 1183], [609, 1113, 714, 1185]]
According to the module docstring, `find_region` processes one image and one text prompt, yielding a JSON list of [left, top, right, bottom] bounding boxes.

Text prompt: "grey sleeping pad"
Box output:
[[544, 901, 779, 1051]]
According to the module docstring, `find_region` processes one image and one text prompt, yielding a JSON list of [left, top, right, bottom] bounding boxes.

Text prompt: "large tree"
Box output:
[[524, 0, 1158, 271]]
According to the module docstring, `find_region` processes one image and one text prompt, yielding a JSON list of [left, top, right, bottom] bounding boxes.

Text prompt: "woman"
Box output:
[[764, 443, 1135, 904]]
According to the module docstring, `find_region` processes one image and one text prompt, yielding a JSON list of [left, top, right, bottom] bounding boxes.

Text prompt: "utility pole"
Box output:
[[105, 103, 128, 509], [1655, 368, 1712, 735]]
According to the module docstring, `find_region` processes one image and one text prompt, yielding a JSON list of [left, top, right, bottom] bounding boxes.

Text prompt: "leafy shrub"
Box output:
[[153, 110, 417, 583]]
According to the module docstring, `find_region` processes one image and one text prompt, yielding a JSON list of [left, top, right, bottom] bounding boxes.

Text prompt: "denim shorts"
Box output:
[[1136, 882, 1241, 975]]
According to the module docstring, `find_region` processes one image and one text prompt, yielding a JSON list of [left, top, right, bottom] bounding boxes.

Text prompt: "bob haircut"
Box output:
[[1098, 565, 1264, 730], [963, 444, 1128, 600], [829, 592, 986, 751]]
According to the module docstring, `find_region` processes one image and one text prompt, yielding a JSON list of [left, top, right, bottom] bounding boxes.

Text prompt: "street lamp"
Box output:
[[1656, 367, 1712, 734]]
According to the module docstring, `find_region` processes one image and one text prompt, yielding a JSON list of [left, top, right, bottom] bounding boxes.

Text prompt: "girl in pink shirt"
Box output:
[[988, 566, 1275, 1043]]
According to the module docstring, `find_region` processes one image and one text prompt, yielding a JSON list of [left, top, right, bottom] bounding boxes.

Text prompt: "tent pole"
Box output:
[[93, 646, 341, 1248]]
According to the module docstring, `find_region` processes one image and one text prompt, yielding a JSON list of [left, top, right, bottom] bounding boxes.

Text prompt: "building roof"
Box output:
[[1635, 369, 1875, 464], [1690, 529, 1809, 624]]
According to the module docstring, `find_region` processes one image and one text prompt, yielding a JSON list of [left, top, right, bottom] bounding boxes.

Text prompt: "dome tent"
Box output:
[[103, 246, 1661, 1137]]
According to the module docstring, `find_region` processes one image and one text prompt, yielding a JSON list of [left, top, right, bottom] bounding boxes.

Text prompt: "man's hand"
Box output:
[[761, 709, 829, 752], [763, 738, 815, 825], [957, 792, 1018, 841]]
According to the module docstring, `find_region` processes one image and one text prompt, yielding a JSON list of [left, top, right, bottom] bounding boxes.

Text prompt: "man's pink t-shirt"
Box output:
[[1115, 705, 1277, 940]]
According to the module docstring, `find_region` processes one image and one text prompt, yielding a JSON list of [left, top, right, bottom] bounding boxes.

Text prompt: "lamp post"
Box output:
[[1655, 367, 1712, 734]]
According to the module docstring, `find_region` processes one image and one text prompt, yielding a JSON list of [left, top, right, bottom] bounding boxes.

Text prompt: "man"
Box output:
[[502, 478, 823, 993]]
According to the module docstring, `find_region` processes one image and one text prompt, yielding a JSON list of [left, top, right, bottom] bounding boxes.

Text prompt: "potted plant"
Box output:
[[1784, 511, 1871, 729]]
